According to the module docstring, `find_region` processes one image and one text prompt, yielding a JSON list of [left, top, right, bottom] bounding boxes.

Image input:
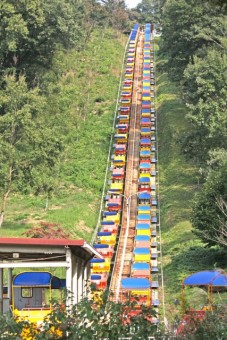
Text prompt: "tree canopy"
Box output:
[[160, 0, 226, 80], [159, 0, 227, 247], [0, 73, 62, 227]]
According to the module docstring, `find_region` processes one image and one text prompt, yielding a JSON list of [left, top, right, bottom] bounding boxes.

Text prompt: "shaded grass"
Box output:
[[156, 60, 227, 320]]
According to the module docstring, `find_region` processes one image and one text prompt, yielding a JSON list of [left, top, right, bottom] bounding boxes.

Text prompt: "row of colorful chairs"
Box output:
[[90, 24, 140, 291], [121, 23, 159, 317]]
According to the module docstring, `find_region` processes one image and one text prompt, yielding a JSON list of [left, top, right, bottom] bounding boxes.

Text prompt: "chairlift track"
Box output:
[[90, 23, 160, 322]]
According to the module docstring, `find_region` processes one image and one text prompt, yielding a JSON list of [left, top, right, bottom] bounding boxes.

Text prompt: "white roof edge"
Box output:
[[83, 242, 103, 259]]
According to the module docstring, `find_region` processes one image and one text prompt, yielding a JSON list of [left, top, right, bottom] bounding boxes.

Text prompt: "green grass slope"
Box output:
[[0, 29, 127, 240], [156, 55, 227, 320]]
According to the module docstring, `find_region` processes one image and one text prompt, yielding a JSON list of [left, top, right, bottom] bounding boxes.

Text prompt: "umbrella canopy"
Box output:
[[183, 270, 227, 290]]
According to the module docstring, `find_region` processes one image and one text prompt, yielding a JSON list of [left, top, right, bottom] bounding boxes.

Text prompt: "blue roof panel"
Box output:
[[136, 223, 150, 230], [91, 275, 101, 280], [138, 205, 150, 211], [132, 263, 150, 270], [121, 278, 150, 290], [137, 214, 150, 221], [134, 248, 150, 255], [13, 272, 62, 288], [138, 192, 151, 200], [135, 235, 150, 241]]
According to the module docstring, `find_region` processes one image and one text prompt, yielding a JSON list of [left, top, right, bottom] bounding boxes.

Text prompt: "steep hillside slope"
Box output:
[[157, 50, 227, 320], [0, 29, 127, 240]]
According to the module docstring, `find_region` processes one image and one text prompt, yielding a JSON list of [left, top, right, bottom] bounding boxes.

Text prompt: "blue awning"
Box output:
[[103, 211, 118, 216], [98, 232, 112, 236], [138, 192, 151, 200], [132, 263, 150, 270], [134, 248, 150, 255], [136, 223, 150, 230], [141, 118, 151, 123], [137, 214, 150, 221], [183, 271, 227, 287], [117, 116, 128, 120], [13, 272, 62, 288], [93, 244, 109, 249], [140, 163, 151, 169], [91, 275, 101, 280], [140, 138, 151, 144], [135, 235, 150, 241], [138, 205, 150, 211], [138, 177, 150, 183], [141, 128, 151, 133], [101, 221, 115, 225], [90, 258, 105, 263], [121, 278, 150, 290]]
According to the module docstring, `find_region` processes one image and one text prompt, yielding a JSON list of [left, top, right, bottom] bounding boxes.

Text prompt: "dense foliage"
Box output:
[[0, 292, 160, 339], [0, 294, 227, 339], [0, 0, 132, 229], [0, 74, 62, 227], [159, 0, 227, 247]]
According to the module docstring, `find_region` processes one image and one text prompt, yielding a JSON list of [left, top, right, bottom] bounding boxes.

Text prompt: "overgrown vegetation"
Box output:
[[0, 27, 126, 238], [157, 46, 227, 322], [159, 0, 227, 248], [0, 0, 132, 235]]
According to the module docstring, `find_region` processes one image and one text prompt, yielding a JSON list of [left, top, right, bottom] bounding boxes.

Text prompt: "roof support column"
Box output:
[[77, 259, 83, 303], [0, 268, 3, 314], [7, 268, 12, 302], [83, 263, 90, 296], [72, 255, 78, 305], [66, 248, 73, 309]]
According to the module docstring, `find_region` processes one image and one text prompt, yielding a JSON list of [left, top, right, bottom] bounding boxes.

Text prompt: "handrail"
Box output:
[[153, 33, 166, 324]]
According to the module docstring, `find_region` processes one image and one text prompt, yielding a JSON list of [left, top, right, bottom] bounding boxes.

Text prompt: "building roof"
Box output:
[[0, 237, 102, 265]]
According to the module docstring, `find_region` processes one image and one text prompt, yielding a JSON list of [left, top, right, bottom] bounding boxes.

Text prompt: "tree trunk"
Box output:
[[0, 189, 11, 228], [0, 212, 4, 228], [0, 163, 13, 228]]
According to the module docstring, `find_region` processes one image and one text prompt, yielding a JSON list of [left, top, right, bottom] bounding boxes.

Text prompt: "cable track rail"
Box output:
[[90, 23, 160, 323]]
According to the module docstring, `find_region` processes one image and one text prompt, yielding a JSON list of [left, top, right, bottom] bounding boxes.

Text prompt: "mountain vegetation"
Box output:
[[158, 0, 227, 249], [0, 0, 133, 233]]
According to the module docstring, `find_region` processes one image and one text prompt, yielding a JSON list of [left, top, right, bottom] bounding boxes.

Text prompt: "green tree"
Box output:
[[0, 73, 62, 227], [160, 0, 226, 80], [180, 47, 227, 163], [0, 0, 94, 82], [100, 0, 130, 30], [136, 0, 162, 24], [192, 152, 227, 246]]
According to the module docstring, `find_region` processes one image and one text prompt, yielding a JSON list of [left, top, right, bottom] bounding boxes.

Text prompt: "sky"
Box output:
[[125, 0, 141, 9]]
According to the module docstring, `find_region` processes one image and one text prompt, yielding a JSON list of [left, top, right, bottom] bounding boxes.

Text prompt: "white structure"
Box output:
[[0, 238, 102, 314]]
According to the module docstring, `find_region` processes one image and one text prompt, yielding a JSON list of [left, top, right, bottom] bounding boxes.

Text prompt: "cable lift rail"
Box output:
[[90, 23, 161, 324]]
